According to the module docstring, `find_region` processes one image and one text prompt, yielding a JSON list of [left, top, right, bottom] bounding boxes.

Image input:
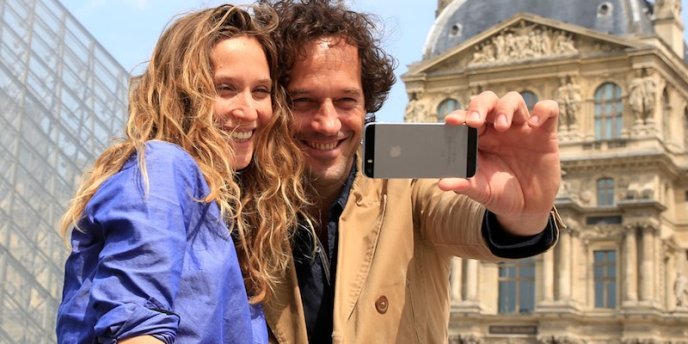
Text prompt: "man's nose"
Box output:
[[312, 99, 340, 134]]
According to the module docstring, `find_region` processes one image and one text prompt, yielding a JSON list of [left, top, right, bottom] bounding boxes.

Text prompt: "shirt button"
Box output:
[[375, 296, 389, 314]]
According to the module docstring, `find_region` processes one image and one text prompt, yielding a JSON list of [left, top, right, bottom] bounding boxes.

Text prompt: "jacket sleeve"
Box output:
[[410, 178, 499, 261], [481, 208, 559, 259], [411, 179, 558, 261], [82, 145, 202, 344]]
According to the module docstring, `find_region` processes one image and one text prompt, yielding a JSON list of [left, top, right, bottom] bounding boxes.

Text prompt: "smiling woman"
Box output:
[[55, 4, 311, 343]]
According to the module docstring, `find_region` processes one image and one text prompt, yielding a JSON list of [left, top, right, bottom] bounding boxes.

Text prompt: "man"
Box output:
[[261, 0, 562, 343]]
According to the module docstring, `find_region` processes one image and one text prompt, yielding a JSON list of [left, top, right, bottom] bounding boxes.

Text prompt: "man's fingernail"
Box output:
[[530, 115, 540, 125], [497, 114, 508, 126], [469, 111, 481, 121]]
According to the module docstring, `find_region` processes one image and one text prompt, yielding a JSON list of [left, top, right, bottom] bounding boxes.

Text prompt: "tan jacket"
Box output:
[[265, 173, 512, 343]]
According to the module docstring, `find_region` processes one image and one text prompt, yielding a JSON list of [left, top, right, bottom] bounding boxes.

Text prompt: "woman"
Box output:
[[56, 4, 309, 343]]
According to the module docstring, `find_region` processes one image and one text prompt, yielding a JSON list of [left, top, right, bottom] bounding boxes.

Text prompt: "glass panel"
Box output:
[[0, 0, 128, 340]]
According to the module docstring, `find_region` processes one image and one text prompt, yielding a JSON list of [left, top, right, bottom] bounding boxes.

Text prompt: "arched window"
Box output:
[[498, 258, 535, 314], [520, 90, 538, 111], [594, 83, 623, 140], [437, 98, 460, 122], [597, 177, 615, 206]]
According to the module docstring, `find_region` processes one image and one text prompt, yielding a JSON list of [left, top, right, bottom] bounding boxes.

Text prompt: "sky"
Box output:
[[57, 0, 435, 123], [58, 0, 688, 123]]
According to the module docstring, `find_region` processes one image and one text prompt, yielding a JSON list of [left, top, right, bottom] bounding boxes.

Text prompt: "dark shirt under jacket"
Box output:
[[292, 165, 557, 344]]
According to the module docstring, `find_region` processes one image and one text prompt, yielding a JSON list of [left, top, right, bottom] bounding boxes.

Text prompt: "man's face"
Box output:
[[287, 37, 365, 187]]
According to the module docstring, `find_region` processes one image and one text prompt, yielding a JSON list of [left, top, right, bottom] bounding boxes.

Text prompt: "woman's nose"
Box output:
[[229, 90, 258, 122]]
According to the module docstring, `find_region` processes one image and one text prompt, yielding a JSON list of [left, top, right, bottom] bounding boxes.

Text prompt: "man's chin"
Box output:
[[305, 159, 351, 185]]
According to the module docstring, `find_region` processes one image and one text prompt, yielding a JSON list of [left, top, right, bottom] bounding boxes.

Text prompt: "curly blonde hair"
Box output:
[[59, 4, 310, 303]]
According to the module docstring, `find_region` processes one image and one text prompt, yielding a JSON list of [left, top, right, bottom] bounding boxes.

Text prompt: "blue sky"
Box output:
[[59, 0, 688, 123]]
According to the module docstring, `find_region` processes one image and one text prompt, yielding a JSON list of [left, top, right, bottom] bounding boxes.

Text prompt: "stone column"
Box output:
[[450, 257, 462, 303], [542, 249, 554, 302], [624, 226, 638, 303], [666, 254, 675, 310], [465, 259, 479, 301], [639, 227, 656, 303], [557, 229, 571, 300]]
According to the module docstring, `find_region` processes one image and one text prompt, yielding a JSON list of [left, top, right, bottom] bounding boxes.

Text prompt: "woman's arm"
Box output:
[[120, 336, 165, 344]]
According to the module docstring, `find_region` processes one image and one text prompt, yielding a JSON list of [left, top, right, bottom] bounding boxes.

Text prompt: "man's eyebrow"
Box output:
[[340, 88, 362, 97], [288, 88, 310, 96], [288, 88, 362, 97]]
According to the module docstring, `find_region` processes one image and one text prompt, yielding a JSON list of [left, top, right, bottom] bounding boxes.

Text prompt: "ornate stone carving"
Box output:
[[537, 335, 584, 344], [625, 177, 656, 200], [655, 0, 681, 16], [556, 76, 582, 131], [675, 272, 688, 307], [621, 338, 659, 344], [470, 23, 578, 66], [628, 68, 657, 125], [404, 92, 426, 122], [449, 334, 483, 344]]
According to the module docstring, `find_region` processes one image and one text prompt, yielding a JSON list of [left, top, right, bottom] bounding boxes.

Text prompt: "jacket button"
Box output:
[[375, 296, 389, 314]]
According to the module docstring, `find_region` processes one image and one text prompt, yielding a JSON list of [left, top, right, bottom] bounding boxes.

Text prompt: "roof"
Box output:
[[424, 0, 655, 59]]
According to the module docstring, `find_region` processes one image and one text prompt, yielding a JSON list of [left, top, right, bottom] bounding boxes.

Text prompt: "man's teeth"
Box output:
[[309, 142, 337, 150], [231, 131, 253, 141]]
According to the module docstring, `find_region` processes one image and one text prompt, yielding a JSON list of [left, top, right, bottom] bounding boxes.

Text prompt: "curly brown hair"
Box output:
[[259, 0, 396, 114], [60, 4, 312, 303]]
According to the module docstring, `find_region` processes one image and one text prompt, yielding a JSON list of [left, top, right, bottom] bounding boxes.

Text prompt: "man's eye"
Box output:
[[291, 97, 310, 104], [337, 98, 358, 109], [290, 98, 314, 109]]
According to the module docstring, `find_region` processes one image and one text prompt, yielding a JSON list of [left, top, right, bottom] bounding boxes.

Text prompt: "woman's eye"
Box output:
[[253, 87, 272, 98], [216, 84, 236, 95]]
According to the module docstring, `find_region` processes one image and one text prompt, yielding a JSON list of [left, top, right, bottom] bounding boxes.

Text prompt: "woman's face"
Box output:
[[211, 35, 273, 170]]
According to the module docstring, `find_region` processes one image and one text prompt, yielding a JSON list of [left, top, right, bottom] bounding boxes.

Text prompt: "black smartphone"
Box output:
[[362, 122, 477, 179]]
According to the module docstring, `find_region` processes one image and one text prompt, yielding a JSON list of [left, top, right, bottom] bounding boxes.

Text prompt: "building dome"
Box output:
[[424, 0, 655, 58]]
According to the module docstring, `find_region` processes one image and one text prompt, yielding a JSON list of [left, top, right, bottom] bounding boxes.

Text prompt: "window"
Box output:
[[593, 250, 617, 308], [594, 83, 623, 140], [498, 258, 535, 314], [586, 215, 622, 225], [437, 98, 460, 122], [520, 91, 538, 111], [596, 178, 615, 206]]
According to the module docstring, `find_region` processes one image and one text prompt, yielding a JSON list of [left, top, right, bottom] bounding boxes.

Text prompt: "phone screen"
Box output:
[[362, 123, 477, 179]]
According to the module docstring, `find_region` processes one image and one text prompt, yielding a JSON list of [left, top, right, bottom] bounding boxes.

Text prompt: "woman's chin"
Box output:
[[233, 156, 253, 172]]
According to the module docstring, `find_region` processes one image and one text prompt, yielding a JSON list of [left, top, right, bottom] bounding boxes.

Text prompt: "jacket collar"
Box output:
[[264, 154, 387, 342]]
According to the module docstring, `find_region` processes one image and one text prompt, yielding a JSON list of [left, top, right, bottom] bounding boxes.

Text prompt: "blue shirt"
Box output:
[[57, 141, 267, 344]]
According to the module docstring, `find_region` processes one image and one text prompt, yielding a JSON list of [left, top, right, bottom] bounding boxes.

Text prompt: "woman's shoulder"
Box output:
[[140, 140, 198, 168], [98, 141, 209, 201]]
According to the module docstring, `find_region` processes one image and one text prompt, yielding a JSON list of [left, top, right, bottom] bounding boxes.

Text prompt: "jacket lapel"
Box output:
[[264, 256, 309, 344], [334, 173, 387, 323]]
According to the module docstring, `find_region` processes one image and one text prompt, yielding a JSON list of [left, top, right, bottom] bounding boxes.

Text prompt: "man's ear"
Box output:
[[364, 113, 375, 124]]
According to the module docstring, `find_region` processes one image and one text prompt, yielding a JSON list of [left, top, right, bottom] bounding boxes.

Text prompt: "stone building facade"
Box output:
[[402, 1, 688, 343]]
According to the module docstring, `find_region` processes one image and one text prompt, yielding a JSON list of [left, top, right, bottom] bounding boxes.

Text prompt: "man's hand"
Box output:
[[438, 91, 561, 236]]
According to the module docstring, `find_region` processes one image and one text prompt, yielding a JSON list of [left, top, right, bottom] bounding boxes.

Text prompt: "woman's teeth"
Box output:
[[231, 131, 253, 142]]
